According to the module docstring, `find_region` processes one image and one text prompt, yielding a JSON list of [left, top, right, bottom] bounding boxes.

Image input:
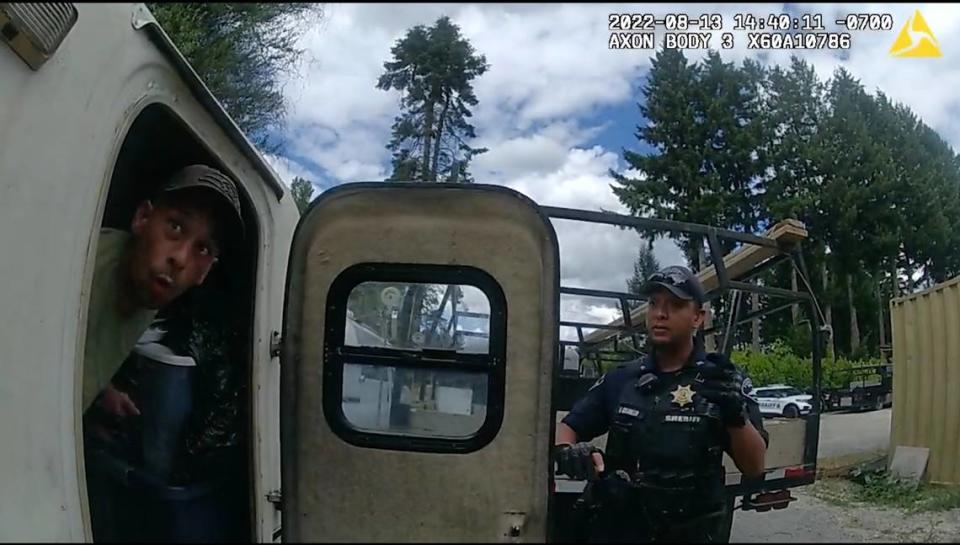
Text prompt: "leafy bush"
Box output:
[[585, 339, 881, 389], [731, 341, 881, 389], [732, 341, 811, 388], [847, 464, 960, 512]]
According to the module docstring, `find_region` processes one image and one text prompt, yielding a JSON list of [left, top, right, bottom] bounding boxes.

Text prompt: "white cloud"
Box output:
[[683, 3, 960, 148], [281, 3, 960, 190], [492, 145, 687, 333], [272, 2, 960, 334], [264, 153, 312, 188], [457, 3, 648, 130]]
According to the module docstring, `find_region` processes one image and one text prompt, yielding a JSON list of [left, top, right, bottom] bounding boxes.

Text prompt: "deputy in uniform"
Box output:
[[555, 266, 769, 543]]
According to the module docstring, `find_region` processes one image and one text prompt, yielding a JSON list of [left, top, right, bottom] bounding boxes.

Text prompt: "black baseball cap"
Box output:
[[641, 265, 706, 305], [157, 164, 245, 243]]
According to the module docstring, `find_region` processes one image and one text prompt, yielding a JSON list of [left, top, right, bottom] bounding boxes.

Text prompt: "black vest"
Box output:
[[604, 357, 728, 510]]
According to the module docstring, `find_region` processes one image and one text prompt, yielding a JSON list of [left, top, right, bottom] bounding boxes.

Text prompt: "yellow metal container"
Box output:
[[889, 274, 960, 485]]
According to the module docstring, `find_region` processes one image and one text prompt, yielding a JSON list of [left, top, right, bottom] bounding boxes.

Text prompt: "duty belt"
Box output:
[[575, 469, 724, 521], [622, 466, 724, 492]]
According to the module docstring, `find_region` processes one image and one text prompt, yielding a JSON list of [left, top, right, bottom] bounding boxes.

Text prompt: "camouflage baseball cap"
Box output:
[[159, 164, 245, 241]]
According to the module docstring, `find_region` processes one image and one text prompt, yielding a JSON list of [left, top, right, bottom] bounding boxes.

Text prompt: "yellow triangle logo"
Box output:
[[890, 10, 942, 58]]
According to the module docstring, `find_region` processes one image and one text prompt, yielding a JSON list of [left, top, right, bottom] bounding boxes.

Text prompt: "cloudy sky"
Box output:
[[265, 3, 960, 338]]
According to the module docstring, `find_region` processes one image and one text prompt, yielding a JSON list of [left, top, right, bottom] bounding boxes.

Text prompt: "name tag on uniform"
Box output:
[[617, 405, 640, 417], [664, 414, 701, 423]]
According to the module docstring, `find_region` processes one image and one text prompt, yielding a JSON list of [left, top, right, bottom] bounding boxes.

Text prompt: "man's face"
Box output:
[[126, 199, 220, 309], [645, 289, 705, 347]]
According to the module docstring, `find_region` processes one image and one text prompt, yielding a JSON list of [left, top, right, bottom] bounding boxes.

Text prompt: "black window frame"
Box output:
[[322, 262, 507, 454]]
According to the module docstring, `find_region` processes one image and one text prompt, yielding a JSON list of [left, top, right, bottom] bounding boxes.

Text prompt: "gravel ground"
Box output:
[[816, 408, 891, 459], [731, 479, 960, 543]]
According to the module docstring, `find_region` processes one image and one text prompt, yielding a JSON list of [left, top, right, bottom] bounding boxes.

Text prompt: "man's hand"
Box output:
[[696, 367, 748, 428], [555, 442, 605, 481], [97, 381, 141, 418]]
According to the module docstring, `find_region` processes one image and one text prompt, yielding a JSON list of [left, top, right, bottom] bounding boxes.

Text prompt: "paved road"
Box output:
[[815, 408, 891, 459]]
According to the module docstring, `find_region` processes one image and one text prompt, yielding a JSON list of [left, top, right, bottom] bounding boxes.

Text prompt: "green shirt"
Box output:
[[82, 228, 158, 409]]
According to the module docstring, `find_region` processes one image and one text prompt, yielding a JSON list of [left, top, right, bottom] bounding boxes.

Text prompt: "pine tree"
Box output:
[[377, 16, 489, 183], [611, 49, 765, 270], [148, 3, 323, 151], [290, 176, 315, 215], [626, 241, 661, 307]]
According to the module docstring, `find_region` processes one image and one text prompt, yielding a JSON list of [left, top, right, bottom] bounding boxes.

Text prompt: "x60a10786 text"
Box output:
[[747, 32, 851, 50]]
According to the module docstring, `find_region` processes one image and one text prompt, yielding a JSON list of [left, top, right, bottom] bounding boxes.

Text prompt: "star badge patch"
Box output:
[[671, 384, 696, 408]]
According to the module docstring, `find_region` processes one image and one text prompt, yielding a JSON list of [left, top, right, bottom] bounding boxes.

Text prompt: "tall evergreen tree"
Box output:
[[755, 57, 827, 344], [611, 50, 766, 270], [613, 50, 960, 358], [626, 241, 661, 307], [377, 16, 489, 182], [611, 49, 704, 267], [290, 176, 315, 215]]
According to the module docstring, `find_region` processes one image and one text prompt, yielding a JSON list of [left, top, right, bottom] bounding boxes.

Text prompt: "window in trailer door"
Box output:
[[328, 268, 504, 450]]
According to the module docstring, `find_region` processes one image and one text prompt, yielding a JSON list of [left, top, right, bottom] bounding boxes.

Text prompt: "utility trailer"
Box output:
[[820, 363, 893, 413], [0, 3, 827, 540]]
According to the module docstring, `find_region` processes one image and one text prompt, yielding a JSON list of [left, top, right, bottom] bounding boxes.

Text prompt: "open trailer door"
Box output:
[[280, 183, 560, 542]]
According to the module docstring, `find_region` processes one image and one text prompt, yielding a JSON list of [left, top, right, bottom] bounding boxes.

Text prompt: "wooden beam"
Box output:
[[581, 219, 808, 345]]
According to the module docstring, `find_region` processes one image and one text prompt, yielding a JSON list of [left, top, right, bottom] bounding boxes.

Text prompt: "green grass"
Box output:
[[812, 466, 960, 513], [869, 484, 960, 512]]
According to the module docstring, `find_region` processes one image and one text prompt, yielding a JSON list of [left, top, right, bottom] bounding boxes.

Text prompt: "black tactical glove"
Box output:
[[555, 442, 604, 481], [696, 355, 750, 427]]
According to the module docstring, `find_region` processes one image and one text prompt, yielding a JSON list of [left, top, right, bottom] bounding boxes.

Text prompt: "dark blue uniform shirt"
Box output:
[[562, 347, 769, 449]]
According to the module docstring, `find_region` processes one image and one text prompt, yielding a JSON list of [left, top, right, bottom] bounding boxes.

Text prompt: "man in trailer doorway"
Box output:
[[82, 164, 244, 418]]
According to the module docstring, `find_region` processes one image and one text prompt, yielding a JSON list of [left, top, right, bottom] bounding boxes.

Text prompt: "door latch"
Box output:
[[501, 511, 526, 542], [266, 489, 282, 510], [270, 331, 282, 359]]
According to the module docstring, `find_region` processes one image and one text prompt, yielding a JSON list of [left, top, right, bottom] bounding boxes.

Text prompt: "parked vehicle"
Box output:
[[753, 385, 813, 419]]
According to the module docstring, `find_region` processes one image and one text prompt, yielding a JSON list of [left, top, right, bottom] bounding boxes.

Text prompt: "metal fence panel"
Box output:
[[890, 275, 960, 485]]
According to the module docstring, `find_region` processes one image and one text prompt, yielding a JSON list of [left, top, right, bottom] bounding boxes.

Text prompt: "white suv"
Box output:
[[753, 384, 813, 418]]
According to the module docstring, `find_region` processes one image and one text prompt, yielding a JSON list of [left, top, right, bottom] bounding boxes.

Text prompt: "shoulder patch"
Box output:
[[741, 376, 757, 402]]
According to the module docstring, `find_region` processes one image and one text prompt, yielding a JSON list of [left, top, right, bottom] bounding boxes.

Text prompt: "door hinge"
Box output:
[[270, 331, 282, 359], [266, 489, 282, 510]]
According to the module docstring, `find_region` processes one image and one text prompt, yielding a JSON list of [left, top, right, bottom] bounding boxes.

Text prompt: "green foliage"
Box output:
[[615, 50, 960, 360], [290, 176, 315, 215], [847, 466, 960, 513], [377, 16, 489, 182], [782, 322, 813, 359], [611, 49, 764, 268], [626, 241, 661, 304], [732, 341, 811, 388], [147, 3, 323, 152], [732, 341, 880, 389]]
